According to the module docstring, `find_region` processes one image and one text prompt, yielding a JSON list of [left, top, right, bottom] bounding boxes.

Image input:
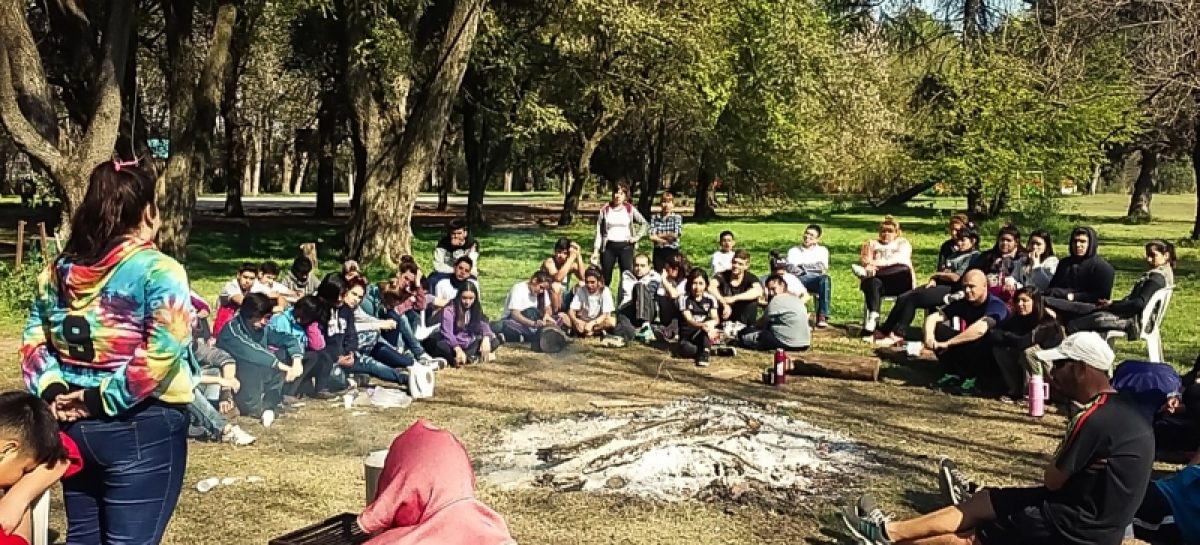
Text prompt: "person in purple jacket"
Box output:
[[432, 283, 500, 367]]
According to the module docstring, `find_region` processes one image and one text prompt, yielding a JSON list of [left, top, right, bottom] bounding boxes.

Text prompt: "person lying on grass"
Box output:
[[0, 392, 83, 545], [562, 267, 617, 339], [842, 332, 1152, 545]]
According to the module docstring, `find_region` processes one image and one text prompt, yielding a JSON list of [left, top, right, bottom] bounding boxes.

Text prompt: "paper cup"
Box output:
[[196, 477, 220, 493], [906, 341, 923, 357]]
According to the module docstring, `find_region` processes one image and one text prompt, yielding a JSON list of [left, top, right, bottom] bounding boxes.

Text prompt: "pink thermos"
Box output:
[[1028, 374, 1050, 417], [773, 349, 788, 386]]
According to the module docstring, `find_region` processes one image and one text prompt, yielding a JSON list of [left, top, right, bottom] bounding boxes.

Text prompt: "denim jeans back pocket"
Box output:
[[77, 421, 141, 469]]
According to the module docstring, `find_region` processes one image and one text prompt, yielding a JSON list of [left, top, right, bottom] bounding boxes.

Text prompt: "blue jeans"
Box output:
[[187, 387, 226, 440], [382, 309, 427, 358], [800, 274, 832, 317], [62, 401, 188, 545], [349, 353, 408, 385]]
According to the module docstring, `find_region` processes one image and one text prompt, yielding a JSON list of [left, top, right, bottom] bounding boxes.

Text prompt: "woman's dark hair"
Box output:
[[554, 237, 573, 253], [955, 225, 980, 248], [0, 391, 68, 466], [453, 281, 483, 333], [1027, 229, 1054, 257], [260, 261, 280, 276], [346, 275, 368, 292], [994, 224, 1021, 252], [239, 293, 275, 321], [687, 268, 709, 293], [613, 182, 631, 199], [1013, 286, 1046, 320], [317, 272, 349, 306], [61, 161, 157, 265], [1146, 239, 1177, 267], [291, 255, 313, 277], [665, 253, 691, 279], [292, 295, 325, 325], [398, 260, 419, 276]]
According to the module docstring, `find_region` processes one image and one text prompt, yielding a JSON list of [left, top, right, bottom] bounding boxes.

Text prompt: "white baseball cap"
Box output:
[[1035, 331, 1115, 372]]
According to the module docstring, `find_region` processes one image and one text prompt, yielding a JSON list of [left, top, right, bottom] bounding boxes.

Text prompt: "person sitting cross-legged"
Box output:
[[496, 271, 569, 353], [655, 253, 691, 339], [709, 249, 763, 330], [562, 267, 619, 344], [433, 283, 501, 366], [842, 331, 1153, 545], [432, 256, 481, 317], [739, 274, 811, 352], [281, 254, 320, 299], [614, 253, 662, 343], [922, 270, 1009, 396], [186, 291, 255, 446]]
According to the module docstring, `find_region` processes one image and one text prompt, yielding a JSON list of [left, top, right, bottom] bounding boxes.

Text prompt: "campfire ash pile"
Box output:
[[480, 397, 872, 505]]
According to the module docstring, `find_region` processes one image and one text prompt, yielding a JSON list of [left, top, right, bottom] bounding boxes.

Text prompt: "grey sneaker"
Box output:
[[222, 425, 257, 446], [600, 334, 626, 348], [841, 494, 892, 545], [937, 457, 977, 506]]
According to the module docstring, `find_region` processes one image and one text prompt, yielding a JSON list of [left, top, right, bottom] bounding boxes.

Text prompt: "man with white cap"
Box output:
[[842, 331, 1154, 545]]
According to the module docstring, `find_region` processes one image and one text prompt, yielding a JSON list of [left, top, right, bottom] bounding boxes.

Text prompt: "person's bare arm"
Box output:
[[922, 311, 944, 348], [731, 283, 763, 303], [1043, 464, 1070, 491], [0, 461, 69, 534], [941, 319, 991, 349]]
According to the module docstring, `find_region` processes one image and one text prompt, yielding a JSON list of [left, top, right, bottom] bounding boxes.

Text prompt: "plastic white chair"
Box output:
[[32, 490, 49, 545], [1105, 287, 1173, 363]]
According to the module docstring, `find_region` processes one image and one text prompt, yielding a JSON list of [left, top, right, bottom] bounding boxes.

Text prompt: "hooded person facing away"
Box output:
[[1043, 226, 1115, 322], [358, 419, 515, 545]]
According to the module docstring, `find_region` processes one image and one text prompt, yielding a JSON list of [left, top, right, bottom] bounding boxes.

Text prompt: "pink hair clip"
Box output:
[[112, 158, 140, 172]]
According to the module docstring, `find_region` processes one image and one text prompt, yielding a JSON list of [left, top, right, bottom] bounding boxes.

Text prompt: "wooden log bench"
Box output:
[[789, 351, 881, 382]]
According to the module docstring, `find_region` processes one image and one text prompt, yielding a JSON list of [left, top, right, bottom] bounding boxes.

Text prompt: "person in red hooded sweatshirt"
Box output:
[[358, 419, 514, 545]]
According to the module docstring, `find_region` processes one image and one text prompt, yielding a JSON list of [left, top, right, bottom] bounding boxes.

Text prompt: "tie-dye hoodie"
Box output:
[[21, 237, 197, 417]]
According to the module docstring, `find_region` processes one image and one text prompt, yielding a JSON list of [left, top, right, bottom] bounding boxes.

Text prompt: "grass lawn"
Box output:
[[0, 192, 1194, 544]]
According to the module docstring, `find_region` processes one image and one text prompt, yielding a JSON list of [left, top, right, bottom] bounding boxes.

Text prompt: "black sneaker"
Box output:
[[1125, 319, 1141, 341], [538, 326, 569, 354], [696, 350, 711, 367], [937, 457, 978, 506], [713, 346, 737, 357]]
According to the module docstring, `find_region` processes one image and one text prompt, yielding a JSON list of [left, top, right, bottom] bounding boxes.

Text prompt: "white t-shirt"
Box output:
[[764, 273, 807, 297], [251, 279, 294, 298], [219, 279, 247, 306], [502, 281, 551, 319], [787, 245, 830, 276], [711, 251, 735, 275], [657, 277, 688, 298], [570, 286, 615, 321], [435, 278, 480, 306]]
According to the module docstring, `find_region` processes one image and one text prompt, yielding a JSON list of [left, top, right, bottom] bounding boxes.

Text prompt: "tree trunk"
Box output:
[[222, 3, 258, 218], [966, 182, 986, 218], [876, 181, 936, 207], [463, 100, 489, 228], [1128, 149, 1157, 219], [0, 1, 132, 234], [637, 120, 665, 218], [559, 139, 600, 226], [158, 0, 238, 258], [315, 92, 338, 218], [694, 148, 717, 220], [251, 124, 263, 195], [344, 0, 485, 264], [1192, 100, 1200, 239]]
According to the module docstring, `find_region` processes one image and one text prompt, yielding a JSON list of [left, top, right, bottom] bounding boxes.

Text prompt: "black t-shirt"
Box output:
[[1045, 392, 1154, 545], [943, 294, 1009, 326], [677, 293, 718, 329], [716, 270, 760, 298]]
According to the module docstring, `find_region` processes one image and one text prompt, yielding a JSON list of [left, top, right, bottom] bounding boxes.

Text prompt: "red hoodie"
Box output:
[[359, 420, 514, 545]]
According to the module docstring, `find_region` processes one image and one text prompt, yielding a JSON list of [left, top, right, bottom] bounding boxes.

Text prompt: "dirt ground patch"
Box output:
[[0, 337, 1077, 545]]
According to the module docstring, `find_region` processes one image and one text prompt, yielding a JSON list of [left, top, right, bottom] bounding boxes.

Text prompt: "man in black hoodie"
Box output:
[[1044, 226, 1114, 322]]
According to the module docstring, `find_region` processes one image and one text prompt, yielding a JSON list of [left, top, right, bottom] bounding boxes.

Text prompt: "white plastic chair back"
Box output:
[[1106, 286, 1173, 363], [32, 490, 49, 545]]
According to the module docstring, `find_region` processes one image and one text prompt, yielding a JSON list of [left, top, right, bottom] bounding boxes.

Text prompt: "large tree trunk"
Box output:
[[0, 0, 132, 234], [222, 4, 258, 218], [314, 91, 338, 218], [694, 148, 717, 220], [345, 0, 484, 264], [1190, 102, 1200, 239], [281, 140, 294, 194], [1128, 149, 1157, 219], [637, 120, 666, 218], [462, 100, 490, 228], [966, 181, 986, 218], [876, 181, 936, 208], [158, 0, 238, 258]]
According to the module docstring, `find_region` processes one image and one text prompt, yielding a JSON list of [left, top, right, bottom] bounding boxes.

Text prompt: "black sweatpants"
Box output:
[[1133, 482, 1182, 545], [1044, 297, 1098, 323], [234, 361, 285, 418], [285, 349, 335, 397], [679, 327, 713, 360], [726, 299, 758, 326], [861, 267, 914, 313], [1066, 311, 1135, 336], [933, 323, 993, 382], [878, 285, 952, 337], [600, 241, 634, 290]]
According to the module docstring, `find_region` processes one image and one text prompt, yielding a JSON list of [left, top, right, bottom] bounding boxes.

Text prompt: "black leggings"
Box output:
[[861, 267, 914, 313], [1133, 481, 1182, 545], [878, 285, 951, 336], [601, 241, 634, 290], [285, 350, 334, 397], [1066, 311, 1134, 335]]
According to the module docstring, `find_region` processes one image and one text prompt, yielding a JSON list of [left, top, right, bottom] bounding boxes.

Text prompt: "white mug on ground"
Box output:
[[906, 341, 922, 357]]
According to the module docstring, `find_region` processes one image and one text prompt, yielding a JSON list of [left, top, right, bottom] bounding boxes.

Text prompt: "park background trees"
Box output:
[[1, 0, 1198, 264]]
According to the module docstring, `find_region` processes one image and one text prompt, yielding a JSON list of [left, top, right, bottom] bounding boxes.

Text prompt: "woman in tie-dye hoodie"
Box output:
[[20, 161, 195, 545]]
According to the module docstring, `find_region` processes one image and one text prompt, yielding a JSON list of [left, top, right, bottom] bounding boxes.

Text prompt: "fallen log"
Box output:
[[790, 352, 880, 382]]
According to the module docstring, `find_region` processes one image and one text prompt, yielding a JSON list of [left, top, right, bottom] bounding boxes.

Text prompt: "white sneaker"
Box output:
[[851, 264, 868, 279], [416, 352, 433, 363], [222, 425, 257, 446], [261, 410, 276, 428], [414, 325, 439, 341], [863, 312, 879, 333]]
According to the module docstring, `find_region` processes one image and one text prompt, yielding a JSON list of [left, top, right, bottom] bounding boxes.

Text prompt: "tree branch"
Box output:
[[75, 0, 135, 168], [0, 4, 63, 173]]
